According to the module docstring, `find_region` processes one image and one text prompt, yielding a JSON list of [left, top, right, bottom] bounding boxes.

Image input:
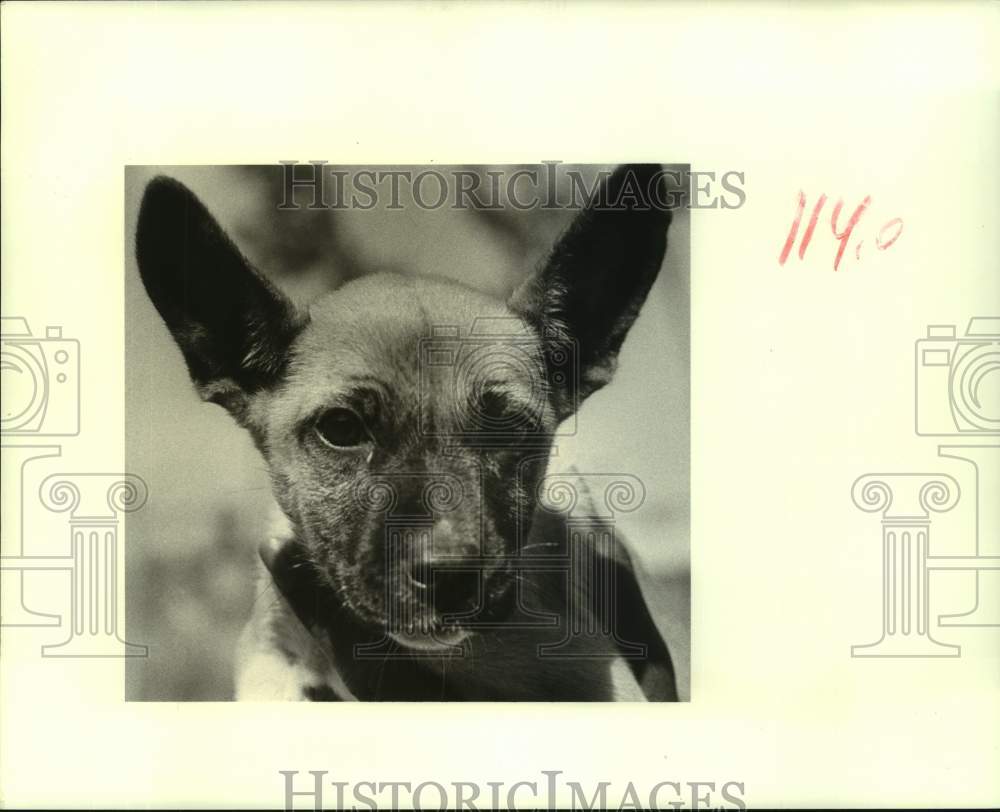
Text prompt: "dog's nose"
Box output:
[[433, 568, 481, 616], [407, 547, 482, 616]]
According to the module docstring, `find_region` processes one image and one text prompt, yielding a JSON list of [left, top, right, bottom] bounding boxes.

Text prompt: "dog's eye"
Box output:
[[475, 391, 537, 434], [475, 391, 505, 428], [314, 408, 368, 448]]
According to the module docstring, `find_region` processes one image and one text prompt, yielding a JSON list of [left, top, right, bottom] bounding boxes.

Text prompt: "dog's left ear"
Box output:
[[135, 176, 302, 418], [510, 164, 671, 415]]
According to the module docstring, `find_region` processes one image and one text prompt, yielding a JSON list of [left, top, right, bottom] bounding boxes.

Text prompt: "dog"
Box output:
[[135, 163, 679, 701]]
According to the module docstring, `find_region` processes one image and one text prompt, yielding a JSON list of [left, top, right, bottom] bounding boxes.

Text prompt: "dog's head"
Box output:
[[135, 165, 670, 649]]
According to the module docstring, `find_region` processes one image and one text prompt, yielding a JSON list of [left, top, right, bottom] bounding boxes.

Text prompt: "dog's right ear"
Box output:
[[510, 164, 671, 416], [135, 176, 302, 416]]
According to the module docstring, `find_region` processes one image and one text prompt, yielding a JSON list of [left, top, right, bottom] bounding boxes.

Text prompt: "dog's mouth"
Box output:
[[378, 565, 516, 650], [389, 624, 470, 651], [333, 560, 517, 651]]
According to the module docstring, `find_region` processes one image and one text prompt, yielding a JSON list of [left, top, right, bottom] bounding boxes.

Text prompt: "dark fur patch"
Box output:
[[302, 684, 341, 702]]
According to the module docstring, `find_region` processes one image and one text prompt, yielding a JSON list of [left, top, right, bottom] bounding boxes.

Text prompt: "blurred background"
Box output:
[[124, 164, 690, 700]]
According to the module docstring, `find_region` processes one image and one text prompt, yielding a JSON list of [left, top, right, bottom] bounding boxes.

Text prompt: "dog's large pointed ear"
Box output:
[[510, 164, 671, 414], [135, 176, 303, 415]]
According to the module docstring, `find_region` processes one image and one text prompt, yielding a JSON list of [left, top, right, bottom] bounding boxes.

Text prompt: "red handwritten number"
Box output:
[[877, 217, 904, 250], [781, 191, 901, 269], [830, 196, 871, 272], [800, 194, 828, 260], [779, 191, 805, 265]]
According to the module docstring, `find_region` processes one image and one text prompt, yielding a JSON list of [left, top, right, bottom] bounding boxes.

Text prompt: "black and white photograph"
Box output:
[[124, 164, 691, 702]]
